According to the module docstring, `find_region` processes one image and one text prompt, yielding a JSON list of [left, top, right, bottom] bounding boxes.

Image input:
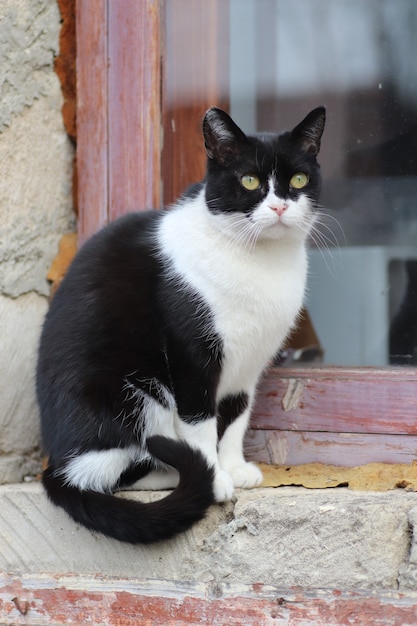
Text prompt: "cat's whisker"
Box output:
[[235, 219, 263, 254], [205, 196, 222, 208], [203, 201, 259, 253], [208, 213, 262, 255], [313, 210, 346, 248], [311, 209, 346, 277], [232, 217, 258, 250], [310, 223, 338, 252], [307, 224, 342, 280], [321, 211, 346, 246]]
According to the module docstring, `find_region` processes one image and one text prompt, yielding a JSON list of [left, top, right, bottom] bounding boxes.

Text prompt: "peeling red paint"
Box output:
[[2, 578, 417, 626]]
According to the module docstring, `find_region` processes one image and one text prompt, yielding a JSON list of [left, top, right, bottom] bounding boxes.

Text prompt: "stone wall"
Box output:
[[0, 0, 75, 482]]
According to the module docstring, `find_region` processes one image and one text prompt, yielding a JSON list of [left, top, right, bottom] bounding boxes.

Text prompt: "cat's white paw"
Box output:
[[227, 462, 263, 489], [213, 469, 235, 502]]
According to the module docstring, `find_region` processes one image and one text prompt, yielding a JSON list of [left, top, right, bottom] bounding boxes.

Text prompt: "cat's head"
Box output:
[[202, 106, 326, 244]]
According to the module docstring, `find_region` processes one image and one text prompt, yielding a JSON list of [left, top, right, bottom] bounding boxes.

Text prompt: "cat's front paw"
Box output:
[[227, 462, 263, 489], [213, 469, 234, 502]]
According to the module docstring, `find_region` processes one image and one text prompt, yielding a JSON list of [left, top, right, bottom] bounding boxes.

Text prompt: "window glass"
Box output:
[[231, 0, 417, 366]]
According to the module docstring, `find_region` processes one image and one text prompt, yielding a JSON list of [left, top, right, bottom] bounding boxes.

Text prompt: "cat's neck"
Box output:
[[159, 189, 308, 302]]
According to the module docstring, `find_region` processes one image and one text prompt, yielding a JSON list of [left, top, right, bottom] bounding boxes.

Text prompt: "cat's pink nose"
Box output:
[[269, 203, 287, 216]]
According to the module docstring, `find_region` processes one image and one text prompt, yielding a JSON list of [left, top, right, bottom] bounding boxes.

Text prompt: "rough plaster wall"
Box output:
[[0, 0, 75, 482]]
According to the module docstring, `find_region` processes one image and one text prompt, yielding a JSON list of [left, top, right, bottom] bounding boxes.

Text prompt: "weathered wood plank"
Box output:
[[108, 0, 162, 217], [246, 428, 417, 467], [253, 367, 417, 435], [2, 576, 417, 625], [76, 0, 108, 244]]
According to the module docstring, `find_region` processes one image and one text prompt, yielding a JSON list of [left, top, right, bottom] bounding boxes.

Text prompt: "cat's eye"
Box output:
[[290, 172, 309, 189], [241, 174, 261, 191]]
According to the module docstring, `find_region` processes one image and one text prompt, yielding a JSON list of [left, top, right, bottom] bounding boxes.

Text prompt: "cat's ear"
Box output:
[[203, 108, 247, 164], [291, 107, 326, 155]]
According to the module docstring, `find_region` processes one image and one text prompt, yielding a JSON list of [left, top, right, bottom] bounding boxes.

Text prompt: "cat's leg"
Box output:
[[174, 415, 234, 502], [118, 376, 181, 491], [120, 374, 231, 497], [129, 415, 233, 496], [162, 324, 235, 503], [217, 393, 263, 489]]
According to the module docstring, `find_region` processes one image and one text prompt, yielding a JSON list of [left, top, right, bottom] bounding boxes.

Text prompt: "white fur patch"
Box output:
[[61, 446, 141, 492], [175, 416, 219, 467]]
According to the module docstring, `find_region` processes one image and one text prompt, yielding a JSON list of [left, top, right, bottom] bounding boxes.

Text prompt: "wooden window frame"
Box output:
[[76, 0, 163, 244], [76, 0, 417, 468]]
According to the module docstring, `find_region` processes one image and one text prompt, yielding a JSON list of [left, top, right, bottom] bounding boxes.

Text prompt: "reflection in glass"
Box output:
[[231, 0, 417, 366]]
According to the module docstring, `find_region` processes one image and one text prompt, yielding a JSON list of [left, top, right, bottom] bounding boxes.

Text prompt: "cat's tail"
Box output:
[[42, 436, 215, 544]]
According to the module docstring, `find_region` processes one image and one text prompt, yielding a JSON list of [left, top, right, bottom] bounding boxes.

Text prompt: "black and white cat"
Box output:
[[37, 106, 325, 544]]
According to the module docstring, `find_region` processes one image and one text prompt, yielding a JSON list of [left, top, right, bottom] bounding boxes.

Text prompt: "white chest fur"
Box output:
[[158, 194, 308, 396]]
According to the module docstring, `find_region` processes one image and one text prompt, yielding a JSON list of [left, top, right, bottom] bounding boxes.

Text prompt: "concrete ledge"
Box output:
[[1, 483, 417, 592]]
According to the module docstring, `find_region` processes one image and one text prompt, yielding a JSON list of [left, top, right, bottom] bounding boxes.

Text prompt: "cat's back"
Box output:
[[65, 210, 161, 286], [38, 210, 164, 380], [46, 211, 162, 317]]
